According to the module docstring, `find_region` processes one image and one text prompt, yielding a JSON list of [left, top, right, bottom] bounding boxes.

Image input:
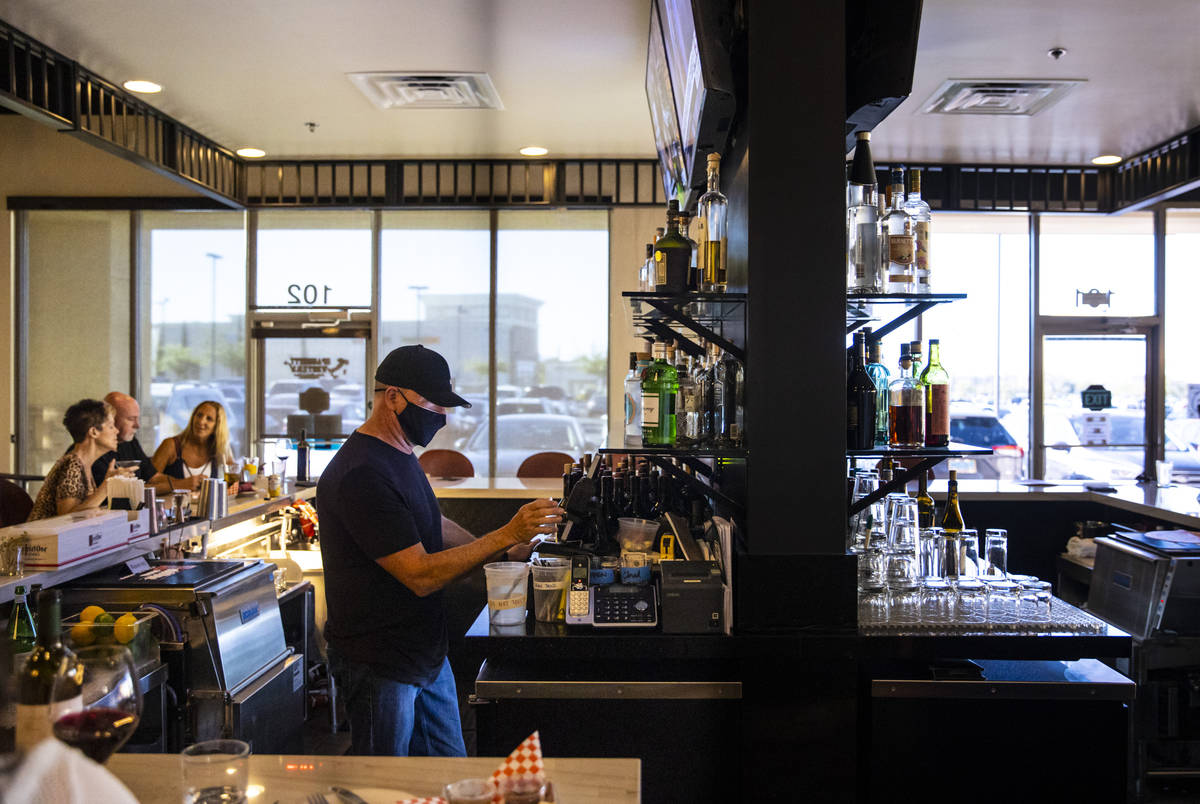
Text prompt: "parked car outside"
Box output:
[[1067, 410, 1200, 480], [928, 407, 1025, 480], [457, 413, 588, 477]]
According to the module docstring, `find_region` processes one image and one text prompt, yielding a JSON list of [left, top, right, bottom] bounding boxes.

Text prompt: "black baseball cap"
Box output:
[[374, 345, 471, 408]]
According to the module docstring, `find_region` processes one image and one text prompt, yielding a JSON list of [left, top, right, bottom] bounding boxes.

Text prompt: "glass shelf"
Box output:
[[846, 447, 993, 458], [846, 292, 967, 339], [599, 446, 747, 459]]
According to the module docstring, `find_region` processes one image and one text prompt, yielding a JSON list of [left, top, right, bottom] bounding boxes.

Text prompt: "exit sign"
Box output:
[[1081, 385, 1112, 411]]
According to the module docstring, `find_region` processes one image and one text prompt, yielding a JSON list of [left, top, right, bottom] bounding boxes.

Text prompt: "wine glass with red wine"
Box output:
[[50, 645, 142, 763]]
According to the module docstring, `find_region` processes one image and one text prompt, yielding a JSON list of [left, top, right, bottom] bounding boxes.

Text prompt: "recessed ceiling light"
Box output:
[[236, 148, 267, 158], [1091, 154, 1122, 166], [519, 146, 549, 157], [122, 79, 162, 94]]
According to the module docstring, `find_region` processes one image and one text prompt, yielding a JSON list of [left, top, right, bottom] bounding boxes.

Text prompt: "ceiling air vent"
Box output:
[[347, 71, 503, 110], [919, 79, 1084, 116]]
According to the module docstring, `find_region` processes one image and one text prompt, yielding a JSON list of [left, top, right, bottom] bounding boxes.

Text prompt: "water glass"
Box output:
[[888, 510, 919, 553], [958, 530, 981, 578], [849, 471, 880, 552], [941, 533, 963, 581], [884, 493, 912, 531], [920, 579, 954, 624], [182, 739, 250, 804], [985, 579, 1020, 623], [857, 547, 886, 592], [982, 528, 1008, 579], [884, 549, 919, 589], [1156, 459, 1174, 486], [858, 588, 888, 626], [918, 527, 943, 579], [1019, 579, 1053, 623], [0, 540, 24, 576], [887, 582, 922, 624], [956, 579, 987, 623]]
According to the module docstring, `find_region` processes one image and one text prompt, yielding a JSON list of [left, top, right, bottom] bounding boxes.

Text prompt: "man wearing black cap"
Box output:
[[317, 345, 563, 757]]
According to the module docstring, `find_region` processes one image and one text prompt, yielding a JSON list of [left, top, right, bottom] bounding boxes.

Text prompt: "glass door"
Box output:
[[1038, 332, 1148, 483]]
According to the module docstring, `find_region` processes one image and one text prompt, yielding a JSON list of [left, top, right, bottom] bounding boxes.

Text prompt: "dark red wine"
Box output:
[[53, 707, 138, 762]]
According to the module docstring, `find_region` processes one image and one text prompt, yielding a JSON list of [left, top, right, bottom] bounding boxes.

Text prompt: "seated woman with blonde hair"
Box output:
[[152, 400, 236, 492], [29, 399, 130, 520]]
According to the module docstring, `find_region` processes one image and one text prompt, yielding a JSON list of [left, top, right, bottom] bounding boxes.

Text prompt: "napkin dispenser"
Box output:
[[659, 560, 724, 634]]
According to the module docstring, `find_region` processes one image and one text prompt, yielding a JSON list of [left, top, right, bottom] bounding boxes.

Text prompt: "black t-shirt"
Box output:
[[85, 437, 157, 487], [316, 431, 447, 685]]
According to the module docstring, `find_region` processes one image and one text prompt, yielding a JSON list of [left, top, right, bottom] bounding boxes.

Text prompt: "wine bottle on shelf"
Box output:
[[921, 338, 951, 447], [846, 131, 882, 294], [15, 590, 83, 752], [862, 328, 890, 447], [847, 331, 877, 450], [883, 167, 915, 293], [905, 168, 932, 293], [916, 470, 935, 528], [654, 201, 692, 293], [941, 469, 965, 534], [641, 340, 679, 446], [697, 152, 729, 293], [888, 342, 925, 448]]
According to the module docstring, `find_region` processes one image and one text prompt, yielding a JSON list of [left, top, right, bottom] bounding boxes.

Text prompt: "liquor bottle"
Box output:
[[16, 590, 83, 752], [296, 428, 310, 483], [678, 211, 700, 291], [699, 343, 720, 446], [714, 348, 745, 447], [640, 243, 654, 292], [883, 168, 915, 293], [653, 200, 692, 293], [675, 352, 697, 447], [909, 340, 923, 379], [697, 152, 729, 292], [905, 168, 932, 293], [846, 132, 882, 294], [916, 471, 935, 528], [7, 585, 36, 658], [846, 332, 876, 450], [862, 328, 890, 447], [940, 469, 965, 534], [624, 351, 652, 447], [641, 341, 679, 445], [888, 342, 925, 448], [920, 338, 951, 447]]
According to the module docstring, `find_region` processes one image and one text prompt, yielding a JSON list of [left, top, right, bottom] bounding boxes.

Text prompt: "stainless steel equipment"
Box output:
[[1089, 531, 1200, 640], [65, 558, 304, 753]]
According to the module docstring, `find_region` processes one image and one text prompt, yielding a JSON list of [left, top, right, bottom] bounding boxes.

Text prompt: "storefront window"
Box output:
[[1038, 213, 1155, 317], [256, 210, 372, 308], [143, 212, 247, 456], [494, 209, 609, 475], [24, 211, 131, 481], [1165, 209, 1200, 478]]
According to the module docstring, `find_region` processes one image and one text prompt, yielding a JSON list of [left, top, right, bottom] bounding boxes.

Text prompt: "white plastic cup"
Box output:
[[1156, 460, 1174, 486], [483, 561, 530, 625]]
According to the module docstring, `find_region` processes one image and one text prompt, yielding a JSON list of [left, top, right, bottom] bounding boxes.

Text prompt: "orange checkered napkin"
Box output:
[[489, 730, 546, 802]]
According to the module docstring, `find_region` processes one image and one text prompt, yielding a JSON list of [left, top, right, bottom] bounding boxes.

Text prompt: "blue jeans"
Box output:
[[331, 655, 467, 757]]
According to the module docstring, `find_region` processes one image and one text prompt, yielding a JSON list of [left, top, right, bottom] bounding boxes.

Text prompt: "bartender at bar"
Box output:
[[317, 345, 563, 757]]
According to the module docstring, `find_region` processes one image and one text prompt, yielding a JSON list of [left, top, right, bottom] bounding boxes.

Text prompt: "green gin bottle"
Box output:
[[641, 340, 679, 445]]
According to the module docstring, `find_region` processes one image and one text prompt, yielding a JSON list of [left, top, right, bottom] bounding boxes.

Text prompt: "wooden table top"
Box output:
[[108, 753, 640, 803]]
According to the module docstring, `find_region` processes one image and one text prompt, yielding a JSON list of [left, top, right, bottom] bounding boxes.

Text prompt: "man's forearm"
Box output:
[[387, 527, 515, 597]]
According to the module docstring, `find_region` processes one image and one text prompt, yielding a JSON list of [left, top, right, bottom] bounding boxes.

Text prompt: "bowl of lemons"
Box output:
[[63, 605, 160, 669]]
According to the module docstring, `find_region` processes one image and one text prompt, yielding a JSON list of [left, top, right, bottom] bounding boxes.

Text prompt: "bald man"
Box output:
[[89, 392, 173, 493]]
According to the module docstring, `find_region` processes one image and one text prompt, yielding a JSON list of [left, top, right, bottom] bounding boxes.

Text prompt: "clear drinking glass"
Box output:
[[958, 530, 981, 578], [883, 492, 911, 531], [857, 547, 886, 592], [181, 739, 250, 804], [982, 528, 1008, 579], [1019, 579, 1053, 623], [920, 579, 954, 624], [885, 549, 919, 589], [858, 588, 889, 626], [985, 579, 1020, 624], [849, 471, 880, 553], [956, 579, 987, 624], [888, 582, 922, 624], [941, 533, 963, 581], [887, 507, 919, 553], [918, 527, 943, 579]]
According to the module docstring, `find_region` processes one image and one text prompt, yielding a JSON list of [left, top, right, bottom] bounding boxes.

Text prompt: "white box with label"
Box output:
[[0, 509, 131, 568]]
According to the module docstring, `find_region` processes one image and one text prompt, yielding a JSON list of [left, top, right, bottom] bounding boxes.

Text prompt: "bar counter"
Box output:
[[107, 753, 640, 803]]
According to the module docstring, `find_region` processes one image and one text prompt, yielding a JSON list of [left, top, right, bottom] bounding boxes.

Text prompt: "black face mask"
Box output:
[[396, 392, 446, 447]]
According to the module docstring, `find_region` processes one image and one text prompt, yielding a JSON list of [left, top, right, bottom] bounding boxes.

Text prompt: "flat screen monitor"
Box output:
[[646, 1, 687, 202], [657, 0, 735, 207]]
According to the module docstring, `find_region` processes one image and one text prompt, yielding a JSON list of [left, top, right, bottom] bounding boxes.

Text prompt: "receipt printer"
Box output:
[[659, 560, 725, 634]]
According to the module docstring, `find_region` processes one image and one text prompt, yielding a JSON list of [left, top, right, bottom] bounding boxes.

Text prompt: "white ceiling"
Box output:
[[1, 0, 1198, 166]]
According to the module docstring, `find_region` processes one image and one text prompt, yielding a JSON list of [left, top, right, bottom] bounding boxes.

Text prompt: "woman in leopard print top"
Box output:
[[28, 399, 129, 521]]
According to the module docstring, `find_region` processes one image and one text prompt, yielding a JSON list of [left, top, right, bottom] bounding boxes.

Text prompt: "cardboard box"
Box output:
[[0, 509, 131, 568]]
